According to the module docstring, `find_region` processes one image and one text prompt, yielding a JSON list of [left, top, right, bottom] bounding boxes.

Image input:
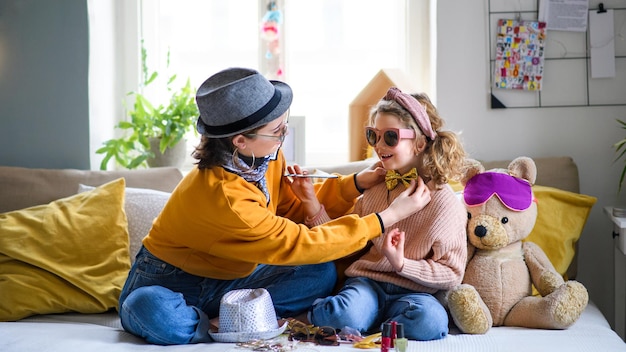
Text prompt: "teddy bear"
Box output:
[[446, 156, 589, 334]]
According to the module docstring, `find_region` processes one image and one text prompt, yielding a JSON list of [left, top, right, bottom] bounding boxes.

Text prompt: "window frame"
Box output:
[[89, 0, 436, 169]]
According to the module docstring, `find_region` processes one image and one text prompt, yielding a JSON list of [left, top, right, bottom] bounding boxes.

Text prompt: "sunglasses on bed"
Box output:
[[365, 127, 416, 147], [463, 172, 534, 211], [288, 321, 340, 346]]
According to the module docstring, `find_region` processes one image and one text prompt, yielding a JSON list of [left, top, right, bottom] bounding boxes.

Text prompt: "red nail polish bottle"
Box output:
[[390, 321, 397, 348], [381, 322, 392, 352]]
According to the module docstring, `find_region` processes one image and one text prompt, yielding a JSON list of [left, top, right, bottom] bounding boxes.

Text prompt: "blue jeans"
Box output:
[[118, 246, 337, 345], [310, 277, 448, 341]]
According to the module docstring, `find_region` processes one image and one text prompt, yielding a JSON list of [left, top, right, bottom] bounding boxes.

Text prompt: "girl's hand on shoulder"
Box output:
[[381, 228, 405, 271], [355, 160, 386, 190], [378, 177, 431, 226]]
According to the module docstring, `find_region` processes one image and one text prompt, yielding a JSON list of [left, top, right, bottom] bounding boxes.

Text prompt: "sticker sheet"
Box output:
[[494, 19, 546, 91]]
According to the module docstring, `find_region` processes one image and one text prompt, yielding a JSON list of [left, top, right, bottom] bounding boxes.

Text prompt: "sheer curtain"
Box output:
[[89, 0, 435, 168]]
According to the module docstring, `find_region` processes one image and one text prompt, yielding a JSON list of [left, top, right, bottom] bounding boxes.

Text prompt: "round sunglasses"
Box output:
[[365, 127, 416, 147]]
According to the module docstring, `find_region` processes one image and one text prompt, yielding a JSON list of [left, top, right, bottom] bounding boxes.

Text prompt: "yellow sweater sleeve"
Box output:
[[143, 155, 382, 280]]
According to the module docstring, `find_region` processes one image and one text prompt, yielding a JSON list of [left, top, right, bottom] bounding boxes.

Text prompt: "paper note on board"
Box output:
[[589, 9, 616, 78], [538, 0, 588, 32]]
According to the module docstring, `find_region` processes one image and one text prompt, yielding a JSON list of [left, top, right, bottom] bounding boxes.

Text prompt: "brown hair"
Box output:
[[368, 92, 467, 187], [193, 125, 264, 169]]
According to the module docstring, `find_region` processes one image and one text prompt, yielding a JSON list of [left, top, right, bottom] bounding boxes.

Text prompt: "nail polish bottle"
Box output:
[[390, 321, 397, 348], [393, 323, 408, 352], [380, 322, 392, 352]]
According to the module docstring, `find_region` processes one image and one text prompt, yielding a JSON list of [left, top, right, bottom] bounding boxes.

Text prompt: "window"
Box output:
[[90, 0, 434, 168]]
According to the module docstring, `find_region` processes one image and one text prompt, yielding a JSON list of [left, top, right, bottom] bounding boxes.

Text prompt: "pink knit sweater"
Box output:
[[344, 182, 468, 293]]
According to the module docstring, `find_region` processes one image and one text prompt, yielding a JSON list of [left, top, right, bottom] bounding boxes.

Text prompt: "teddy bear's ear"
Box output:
[[508, 156, 537, 185], [461, 158, 484, 186]]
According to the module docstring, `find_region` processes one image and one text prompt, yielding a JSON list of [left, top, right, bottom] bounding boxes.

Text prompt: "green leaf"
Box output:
[[145, 72, 158, 86]]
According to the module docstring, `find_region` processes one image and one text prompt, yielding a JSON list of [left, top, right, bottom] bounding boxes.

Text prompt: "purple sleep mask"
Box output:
[[463, 172, 533, 211]]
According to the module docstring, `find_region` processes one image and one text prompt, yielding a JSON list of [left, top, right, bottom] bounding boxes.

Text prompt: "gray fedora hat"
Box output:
[[196, 67, 293, 138]]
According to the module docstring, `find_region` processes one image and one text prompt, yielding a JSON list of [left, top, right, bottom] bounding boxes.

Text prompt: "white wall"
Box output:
[[436, 0, 626, 327]]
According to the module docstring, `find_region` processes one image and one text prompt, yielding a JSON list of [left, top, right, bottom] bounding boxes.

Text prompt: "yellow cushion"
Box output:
[[525, 185, 596, 278], [0, 178, 130, 321], [451, 182, 596, 278], [449, 180, 464, 193]]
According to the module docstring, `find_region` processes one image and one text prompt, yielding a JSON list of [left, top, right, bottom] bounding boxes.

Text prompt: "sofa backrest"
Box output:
[[481, 156, 579, 193], [310, 156, 580, 193], [0, 166, 183, 213]]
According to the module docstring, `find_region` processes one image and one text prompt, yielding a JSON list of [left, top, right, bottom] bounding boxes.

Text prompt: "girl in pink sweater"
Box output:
[[307, 87, 468, 341]]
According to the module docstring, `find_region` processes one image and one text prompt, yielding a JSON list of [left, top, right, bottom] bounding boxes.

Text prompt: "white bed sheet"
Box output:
[[1, 301, 624, 352]]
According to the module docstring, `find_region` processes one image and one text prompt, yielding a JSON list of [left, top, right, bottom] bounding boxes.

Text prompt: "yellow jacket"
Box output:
[[143, 153, 382, 279]]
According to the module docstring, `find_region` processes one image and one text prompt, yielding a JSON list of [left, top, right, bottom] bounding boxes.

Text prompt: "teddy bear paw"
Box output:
[[447, 284, 492, 334], [551, 281, 589, 328], [537, 270, 565, 296]]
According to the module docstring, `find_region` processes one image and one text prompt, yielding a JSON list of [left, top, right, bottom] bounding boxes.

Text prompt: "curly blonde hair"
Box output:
[[368, 92, 467, 187]]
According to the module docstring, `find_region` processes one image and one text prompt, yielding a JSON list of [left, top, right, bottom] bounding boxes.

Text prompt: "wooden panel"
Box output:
[[348, 69, 417, 161]]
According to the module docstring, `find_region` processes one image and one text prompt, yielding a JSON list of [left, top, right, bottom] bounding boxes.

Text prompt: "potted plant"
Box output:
[[613, 118, 626, 193], [96, 48, 198, 170]]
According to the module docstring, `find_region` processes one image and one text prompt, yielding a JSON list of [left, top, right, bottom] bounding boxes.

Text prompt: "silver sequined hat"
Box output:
[[196, 67, 293, 138], [208, 288, 288, 343]]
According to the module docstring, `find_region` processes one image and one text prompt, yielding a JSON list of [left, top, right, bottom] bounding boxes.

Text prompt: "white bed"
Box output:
[[1, 301, 623, 352]]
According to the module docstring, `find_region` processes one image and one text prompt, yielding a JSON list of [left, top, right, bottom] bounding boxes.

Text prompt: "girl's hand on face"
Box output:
[[355, 160, 387, 190], [381, 228, 405, 272], [285, 164, 321, 217]]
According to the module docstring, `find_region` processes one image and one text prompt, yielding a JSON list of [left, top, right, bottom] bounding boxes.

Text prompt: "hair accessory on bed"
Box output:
[[208, 288, 287, 343]]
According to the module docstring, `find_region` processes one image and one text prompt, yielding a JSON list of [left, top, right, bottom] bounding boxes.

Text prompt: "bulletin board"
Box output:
[[488, 0, 626, 109]]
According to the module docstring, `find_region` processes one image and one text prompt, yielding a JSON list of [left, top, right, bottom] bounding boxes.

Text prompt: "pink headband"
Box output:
[[384, 87, 436, 140]]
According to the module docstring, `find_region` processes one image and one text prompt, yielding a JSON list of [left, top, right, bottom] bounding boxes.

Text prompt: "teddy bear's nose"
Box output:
[[474, 225, 487, 238]]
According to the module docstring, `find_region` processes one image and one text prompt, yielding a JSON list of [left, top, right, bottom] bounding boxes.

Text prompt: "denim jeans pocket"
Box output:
[[137, 251, 179, 278], [131, 248, 203, 298]]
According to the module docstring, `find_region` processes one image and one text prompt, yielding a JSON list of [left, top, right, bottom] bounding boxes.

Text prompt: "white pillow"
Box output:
[[78, 184, 170, 263]]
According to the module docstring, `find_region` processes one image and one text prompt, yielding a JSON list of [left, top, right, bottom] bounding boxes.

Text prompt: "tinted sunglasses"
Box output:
[[365, 127, 415, 147], [463, 172, 534, 211]]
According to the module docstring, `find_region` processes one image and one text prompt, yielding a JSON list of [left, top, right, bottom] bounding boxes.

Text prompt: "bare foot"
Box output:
[[209, 317, 219, 332]]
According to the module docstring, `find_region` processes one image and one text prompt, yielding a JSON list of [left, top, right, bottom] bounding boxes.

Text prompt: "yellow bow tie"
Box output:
[[385, 168, 418, 191]]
